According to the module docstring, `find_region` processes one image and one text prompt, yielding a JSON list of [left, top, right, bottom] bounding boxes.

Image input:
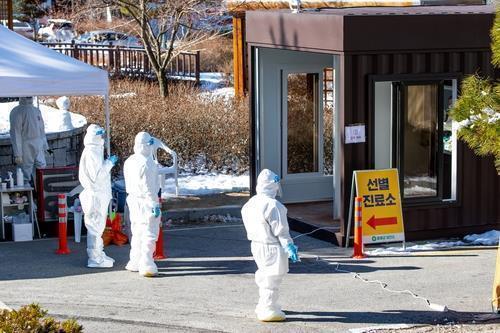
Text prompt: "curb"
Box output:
[[165, 205, 242, 221]]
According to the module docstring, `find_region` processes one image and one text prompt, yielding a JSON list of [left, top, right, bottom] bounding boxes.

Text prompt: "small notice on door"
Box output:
[[354, 169, 405, 244], [345, 124, 365, 144]]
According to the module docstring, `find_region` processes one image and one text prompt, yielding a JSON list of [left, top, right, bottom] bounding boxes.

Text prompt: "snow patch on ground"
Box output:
[[198, 72, 234, 102], [110, 92, 137, 99], [115, 173, 249, 198], [365, 230, 499, 256], [201, 214, 242, 224], [199, 87, 235, 102], [0, 102, 87, 138], [161, 173, 249, 197], [199, 72, 227, 90]]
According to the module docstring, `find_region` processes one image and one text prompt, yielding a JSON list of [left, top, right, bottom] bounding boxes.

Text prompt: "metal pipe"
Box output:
[[105, 94, 111, 157]]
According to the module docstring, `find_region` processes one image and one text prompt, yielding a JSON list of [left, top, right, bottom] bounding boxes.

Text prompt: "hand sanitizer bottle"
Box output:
[[7, 171, 14, 189], [16, 168, 24, 187]]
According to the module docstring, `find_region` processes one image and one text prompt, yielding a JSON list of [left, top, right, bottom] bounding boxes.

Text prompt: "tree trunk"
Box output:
[[158, 69, 168, 98]]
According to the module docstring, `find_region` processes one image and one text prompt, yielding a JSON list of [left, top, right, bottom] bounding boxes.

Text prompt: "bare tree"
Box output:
[[86, 0, 223, 97]]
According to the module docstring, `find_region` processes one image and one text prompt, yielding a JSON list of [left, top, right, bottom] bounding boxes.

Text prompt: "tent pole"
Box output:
[[105, 94, 111, 157]]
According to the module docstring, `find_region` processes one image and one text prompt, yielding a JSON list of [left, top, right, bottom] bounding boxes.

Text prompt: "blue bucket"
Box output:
[[112, 180, 127, 212]]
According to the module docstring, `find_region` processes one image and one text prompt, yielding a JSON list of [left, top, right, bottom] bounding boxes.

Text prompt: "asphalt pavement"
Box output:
[[0, 222, 498, 332]]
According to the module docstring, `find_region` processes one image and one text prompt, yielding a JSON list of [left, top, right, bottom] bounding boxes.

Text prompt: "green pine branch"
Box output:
[[450, 9, 500, 174]]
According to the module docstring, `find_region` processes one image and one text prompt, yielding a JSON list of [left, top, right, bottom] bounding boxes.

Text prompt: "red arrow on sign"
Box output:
[[366, 215, 398, 230]]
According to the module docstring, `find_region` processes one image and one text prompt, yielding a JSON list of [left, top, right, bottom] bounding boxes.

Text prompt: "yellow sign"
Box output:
[[492, 245, 500, 312], [354, 169, 405, 244]]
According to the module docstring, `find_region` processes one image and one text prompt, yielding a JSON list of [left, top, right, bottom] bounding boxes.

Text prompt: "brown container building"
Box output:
[[245, 5, 499, 244]]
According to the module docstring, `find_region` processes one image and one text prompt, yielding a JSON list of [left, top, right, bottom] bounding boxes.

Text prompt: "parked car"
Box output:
[[76, 30, 142, 47], [0, 19, 34, 39], [38, 19, 75, 42]]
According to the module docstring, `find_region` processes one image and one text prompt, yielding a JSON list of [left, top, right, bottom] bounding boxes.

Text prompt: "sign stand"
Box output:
[[346, 169, 406, 249], [345, 176, 355, 248]]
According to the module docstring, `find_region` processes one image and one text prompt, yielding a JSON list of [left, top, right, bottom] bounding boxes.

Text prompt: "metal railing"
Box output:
[[42, 41, 201, 85]]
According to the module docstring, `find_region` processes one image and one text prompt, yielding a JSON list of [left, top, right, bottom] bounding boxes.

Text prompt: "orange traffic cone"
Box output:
[[56, 193, 71, 255], [154, 224, 166, 260], [352, 197, 366, 259], [153, 198, 166, 260]]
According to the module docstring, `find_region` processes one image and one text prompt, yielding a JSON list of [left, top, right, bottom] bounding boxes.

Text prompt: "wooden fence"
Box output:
[[42, 41, 201, 85], [0, 0, 13, 29]]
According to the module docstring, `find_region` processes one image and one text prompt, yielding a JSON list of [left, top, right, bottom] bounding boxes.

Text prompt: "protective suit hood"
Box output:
[[19, 97, 33, 106], [133, 132, 153, 157], [84, 124, 105, 147], [256, 169, 281, 198]]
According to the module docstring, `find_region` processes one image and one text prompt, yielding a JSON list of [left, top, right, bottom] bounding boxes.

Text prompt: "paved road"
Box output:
[[0, 223, 498, 332]]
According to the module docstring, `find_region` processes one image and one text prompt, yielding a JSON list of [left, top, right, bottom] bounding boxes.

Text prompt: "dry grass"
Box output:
[[196, 36, 233, 75], [71, 80, 249, 174]]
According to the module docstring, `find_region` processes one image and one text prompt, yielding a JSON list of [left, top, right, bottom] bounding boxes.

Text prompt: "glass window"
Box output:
[[374, 78, 457, 203], [402, 84, 439, 198], [287, 73, 319, 174]]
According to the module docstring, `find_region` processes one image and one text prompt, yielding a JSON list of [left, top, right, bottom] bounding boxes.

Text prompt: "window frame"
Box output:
[[369, 73, 462, 208]]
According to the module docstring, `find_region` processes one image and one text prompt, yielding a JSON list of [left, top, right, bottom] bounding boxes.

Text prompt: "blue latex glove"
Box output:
[[108, 155, 118, 166], [152, 205, 161, 218], [286, 244, 300, 263]]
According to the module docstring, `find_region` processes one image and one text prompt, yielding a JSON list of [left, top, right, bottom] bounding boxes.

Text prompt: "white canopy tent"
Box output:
[[0, 25, 111, 154]]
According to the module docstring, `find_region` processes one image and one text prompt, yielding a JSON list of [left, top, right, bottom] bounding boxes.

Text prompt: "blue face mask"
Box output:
[[95, 128, 105, 137]]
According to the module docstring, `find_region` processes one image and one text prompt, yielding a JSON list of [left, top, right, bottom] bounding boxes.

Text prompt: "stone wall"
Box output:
[[0, 127, 85, 177]]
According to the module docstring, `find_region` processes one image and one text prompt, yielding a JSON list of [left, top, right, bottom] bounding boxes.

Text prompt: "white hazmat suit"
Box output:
[[124, 132, 161, 277], [9, 97, 48, 181], [79, 124, 117, 268], [241, 169, 299, 322]]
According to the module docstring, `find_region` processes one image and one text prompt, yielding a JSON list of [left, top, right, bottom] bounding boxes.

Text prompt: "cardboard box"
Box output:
[[12, 223, 32, 242]]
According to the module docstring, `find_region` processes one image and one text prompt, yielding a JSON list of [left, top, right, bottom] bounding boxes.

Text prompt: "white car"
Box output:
[[76, 30, 142, 48], [0, 19, 34, 39]]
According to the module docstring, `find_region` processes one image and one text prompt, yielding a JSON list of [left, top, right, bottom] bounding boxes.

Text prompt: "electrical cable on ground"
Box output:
[[330, 262, 448, 312], [292, 227, 339, 240], [162, 221, 499, 320], [292, 227, 449, 312]]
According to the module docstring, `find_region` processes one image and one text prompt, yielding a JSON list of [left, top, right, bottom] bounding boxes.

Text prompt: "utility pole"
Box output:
[[8, 0, 12, 29], [0, 0, 12, 31]]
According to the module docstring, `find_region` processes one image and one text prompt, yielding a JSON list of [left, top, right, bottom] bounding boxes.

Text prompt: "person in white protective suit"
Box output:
[[79, 124, 118, 268], [241, 169, 300, 322], [9, 97, 50, 181], [124, 132, 161, 277]]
